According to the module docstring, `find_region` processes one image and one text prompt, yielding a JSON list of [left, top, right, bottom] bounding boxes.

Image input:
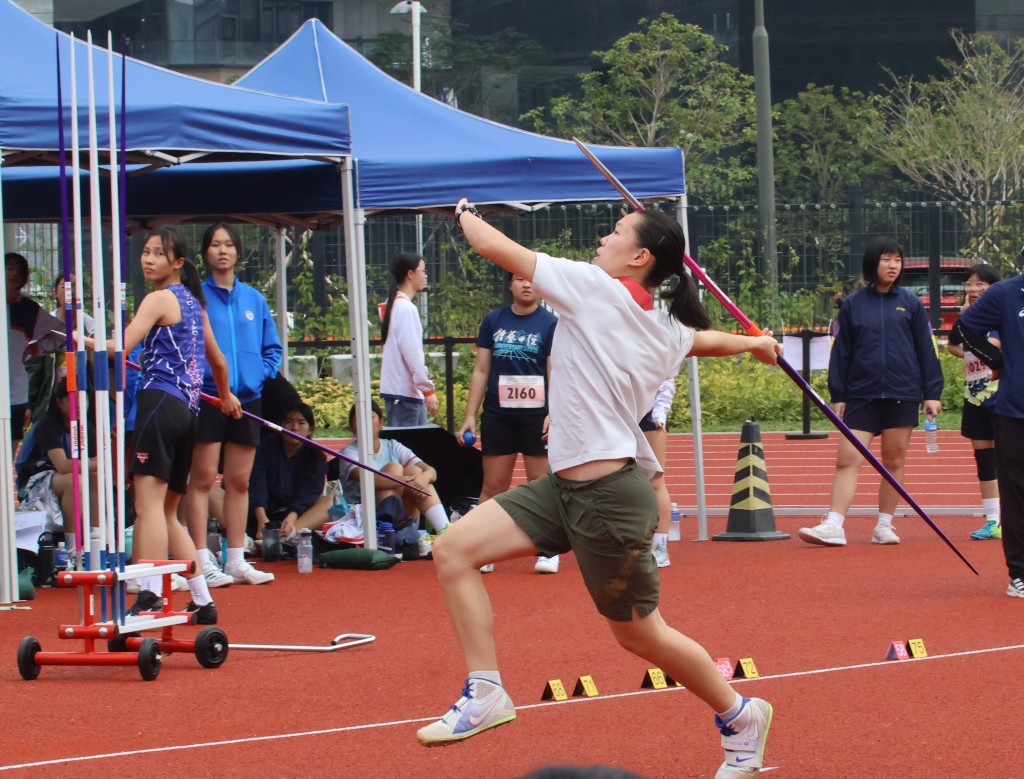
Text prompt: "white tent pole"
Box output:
[[275, 227, 289, 379], [677, 195, 708, 541], [0, 149, 22, 607], [340, 158, 378, 545]]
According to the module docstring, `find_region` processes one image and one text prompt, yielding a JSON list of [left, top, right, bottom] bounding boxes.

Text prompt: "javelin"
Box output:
[[572, 137, 977, 575], [124, 361, 427, 496]]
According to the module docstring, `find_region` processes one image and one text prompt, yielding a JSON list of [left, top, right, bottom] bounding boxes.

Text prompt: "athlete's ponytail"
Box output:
[[634, 210, 710, 330], [381, 252, 423, 341]]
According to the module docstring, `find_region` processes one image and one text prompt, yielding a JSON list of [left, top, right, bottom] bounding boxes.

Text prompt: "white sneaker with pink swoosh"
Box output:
[[417, 678, 516, 746]]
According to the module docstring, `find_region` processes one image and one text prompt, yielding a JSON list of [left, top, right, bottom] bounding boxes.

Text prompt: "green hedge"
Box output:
[[296, 348, 967, 435]]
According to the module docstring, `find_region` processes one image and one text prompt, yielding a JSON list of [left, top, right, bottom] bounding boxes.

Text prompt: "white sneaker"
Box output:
[[479, 563, 494, 573], [225, 560, 275, 585], [171, 573, 189, 592], [652, 539, 670, 568], [1007, 577, 1024, 598], [416, 678, 516, 746], [534, 555, 559, 574], [715, 697, 774, 778], [798, 521, 847, 546], [871, 524, 900, 545], [202, 560, 233, 588]]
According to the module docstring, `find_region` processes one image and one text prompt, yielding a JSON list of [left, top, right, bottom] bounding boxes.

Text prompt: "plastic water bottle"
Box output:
[[54, 541, 69, 571], [924, 413, 939, 454], [669, 503, 681, 541], [297, 529, 313, 573]]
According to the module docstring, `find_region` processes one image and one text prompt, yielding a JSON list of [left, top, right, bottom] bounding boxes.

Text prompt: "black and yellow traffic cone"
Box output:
[[713, 419, 789, 542]]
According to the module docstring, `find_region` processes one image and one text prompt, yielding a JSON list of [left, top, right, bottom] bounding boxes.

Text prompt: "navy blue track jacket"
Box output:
[[828, 284, 943, 404]]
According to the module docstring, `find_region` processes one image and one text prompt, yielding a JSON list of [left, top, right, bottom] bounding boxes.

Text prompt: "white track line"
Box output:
[[3, 642, 1023, 772]]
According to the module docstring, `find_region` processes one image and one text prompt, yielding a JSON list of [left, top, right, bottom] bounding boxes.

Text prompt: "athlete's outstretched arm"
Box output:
[[456, 198, 536, 282], [689, 330, 781, 365]]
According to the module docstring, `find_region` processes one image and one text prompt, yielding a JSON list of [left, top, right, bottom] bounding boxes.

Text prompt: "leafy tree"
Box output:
[[774, 85, 894, 205], [520, 14, 756, 202], [877, 31, 1024, 256]]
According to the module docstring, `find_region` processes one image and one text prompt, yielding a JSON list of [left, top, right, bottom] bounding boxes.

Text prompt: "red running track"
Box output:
[[1, 428, 1012, 779]]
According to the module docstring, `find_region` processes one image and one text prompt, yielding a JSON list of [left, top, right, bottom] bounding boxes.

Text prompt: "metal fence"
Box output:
[[12, 199, 1024, 338]]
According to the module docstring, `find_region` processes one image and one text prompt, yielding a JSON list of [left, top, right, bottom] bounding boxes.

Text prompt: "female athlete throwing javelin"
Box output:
[[418, 201, 780, 779]]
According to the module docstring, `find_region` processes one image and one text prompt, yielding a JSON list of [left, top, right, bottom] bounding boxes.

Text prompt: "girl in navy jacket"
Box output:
[[800, 236, 943, 548]]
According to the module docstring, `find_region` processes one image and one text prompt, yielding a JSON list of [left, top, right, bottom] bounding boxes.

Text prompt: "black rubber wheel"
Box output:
[[107, 632, 140, 653], [137, 637, 162, 681], [194, 627, 229, 669], [17, 636, 41, 681]]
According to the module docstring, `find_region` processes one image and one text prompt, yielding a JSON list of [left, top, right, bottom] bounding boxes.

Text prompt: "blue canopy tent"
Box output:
[[237, 18, 684, 210], [0, 0, 354, 603]]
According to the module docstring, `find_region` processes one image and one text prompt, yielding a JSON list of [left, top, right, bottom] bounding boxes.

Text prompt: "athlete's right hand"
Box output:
[[750, 335, 782, 366], [220, 392, 243, 419], [425, 392, 440, 416]]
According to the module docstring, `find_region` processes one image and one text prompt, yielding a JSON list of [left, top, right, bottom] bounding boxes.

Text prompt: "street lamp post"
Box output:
[[390, 0, 426, 92], [753, 0, 779, 327]]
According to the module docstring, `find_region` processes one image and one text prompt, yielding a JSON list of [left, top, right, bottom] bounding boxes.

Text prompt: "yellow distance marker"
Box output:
[[642, 668, 668, 689], [572, 675, 599, 697], [906, 638, 928, 658], [541, 679, 568, 701], [734, 658, 760, 678]]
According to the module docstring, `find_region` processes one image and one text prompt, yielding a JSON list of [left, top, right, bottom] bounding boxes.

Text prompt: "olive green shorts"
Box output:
[[493, 460, 660, 621]]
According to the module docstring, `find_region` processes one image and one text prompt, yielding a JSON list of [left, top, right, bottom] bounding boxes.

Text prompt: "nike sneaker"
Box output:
[[416, 678, 516, 746], [715, 696, 773, 778]]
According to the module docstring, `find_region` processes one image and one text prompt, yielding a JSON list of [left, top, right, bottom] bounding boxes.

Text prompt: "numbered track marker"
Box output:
[[907, 638, 928, 658], [734, 657, 760, 678], [715, 657, 735, 679], [572, 675, 599, 697], [642, 668, 668, 689], [885, 640, 910, 661], [541, 679, 567, 701]]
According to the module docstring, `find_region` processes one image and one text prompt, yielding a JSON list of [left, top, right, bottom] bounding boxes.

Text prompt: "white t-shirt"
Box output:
[[532, 253, 694, 478], [379, 292, 434, 399]]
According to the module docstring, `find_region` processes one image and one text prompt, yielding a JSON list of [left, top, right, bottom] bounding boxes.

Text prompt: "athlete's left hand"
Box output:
[[751, 335, 782, 366]]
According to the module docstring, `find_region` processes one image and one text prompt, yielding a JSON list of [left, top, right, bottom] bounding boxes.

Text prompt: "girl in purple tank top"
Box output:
[[86, 228, 241, 621]]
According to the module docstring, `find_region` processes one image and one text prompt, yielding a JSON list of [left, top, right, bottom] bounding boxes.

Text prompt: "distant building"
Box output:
[[452, 0, 1024, 113], [19, 0, 449, 84]]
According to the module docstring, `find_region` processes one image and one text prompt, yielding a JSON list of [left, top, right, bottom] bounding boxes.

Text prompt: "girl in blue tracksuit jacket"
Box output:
[[181, 223, 283, 588], [799, 236, 943, 548]]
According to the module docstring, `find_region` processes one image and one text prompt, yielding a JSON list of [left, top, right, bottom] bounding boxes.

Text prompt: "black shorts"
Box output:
[[842, 398, 919, 435], [130, 389, 198, 494], [480, 410, 548, 457], [962, 401, 996, 442], [638, 409, 657, 432], [196, 397, 262, 447]]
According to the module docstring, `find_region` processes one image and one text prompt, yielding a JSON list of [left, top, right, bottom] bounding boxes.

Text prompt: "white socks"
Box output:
[[983, 497, 1000, 522], [825, 512, 845, 528], [188, 574, 213, 606], [226, 548, 245, 569], [424, 504, 450, 533], [716, 693, 744, 723], [876, 513, 894, 528]]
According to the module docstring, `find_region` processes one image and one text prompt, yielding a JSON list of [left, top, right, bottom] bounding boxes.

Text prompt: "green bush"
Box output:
[[297, 346, 967, 435]]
